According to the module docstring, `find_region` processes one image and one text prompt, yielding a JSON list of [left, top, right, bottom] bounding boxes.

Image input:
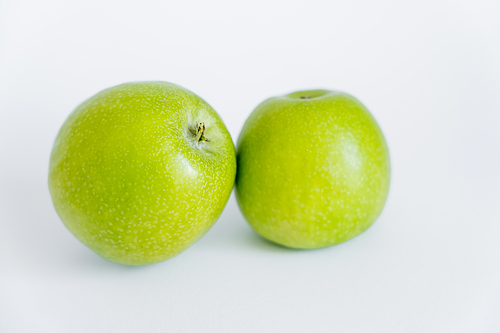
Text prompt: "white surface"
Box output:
[[1, 0, 500, 332]]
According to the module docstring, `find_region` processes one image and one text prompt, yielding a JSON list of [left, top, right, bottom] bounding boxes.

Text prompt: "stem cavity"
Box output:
[[195, 122, 210, 142]]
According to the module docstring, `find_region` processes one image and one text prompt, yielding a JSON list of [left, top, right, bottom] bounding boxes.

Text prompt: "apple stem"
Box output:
[[195, 122, 210, 142]]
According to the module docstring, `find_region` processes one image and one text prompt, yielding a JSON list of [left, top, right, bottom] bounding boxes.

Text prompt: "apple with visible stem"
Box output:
[[49, 82, 236, 265], [235, 90, 390, 249]]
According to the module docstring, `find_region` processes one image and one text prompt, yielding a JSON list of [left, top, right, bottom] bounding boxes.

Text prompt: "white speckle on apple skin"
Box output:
[[235, 90, 390, 249], [49, 82, 236, 265]]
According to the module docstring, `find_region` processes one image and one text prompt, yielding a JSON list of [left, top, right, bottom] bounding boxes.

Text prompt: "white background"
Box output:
[[1, 0, 499, 332]]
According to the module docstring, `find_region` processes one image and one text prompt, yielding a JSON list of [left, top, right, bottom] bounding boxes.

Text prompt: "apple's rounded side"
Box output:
[[235, 91, 390, 249], [49, 82, 236, 265]]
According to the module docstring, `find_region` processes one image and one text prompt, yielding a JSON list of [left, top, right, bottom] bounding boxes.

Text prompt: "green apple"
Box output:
[[49, 82, 236, 265], [235, 90, 390, 249]]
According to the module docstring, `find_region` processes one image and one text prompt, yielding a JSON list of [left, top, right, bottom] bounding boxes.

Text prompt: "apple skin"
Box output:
[[235, 90, 390, 249], [49, 82, 236, 265]]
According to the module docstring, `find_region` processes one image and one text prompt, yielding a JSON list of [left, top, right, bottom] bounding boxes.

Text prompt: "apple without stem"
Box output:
[[49, 82, 236, 265], [235, 90, 390, 249]]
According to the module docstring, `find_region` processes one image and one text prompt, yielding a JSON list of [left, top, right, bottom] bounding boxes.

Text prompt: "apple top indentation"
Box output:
[[284, 89, 333, 101]]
